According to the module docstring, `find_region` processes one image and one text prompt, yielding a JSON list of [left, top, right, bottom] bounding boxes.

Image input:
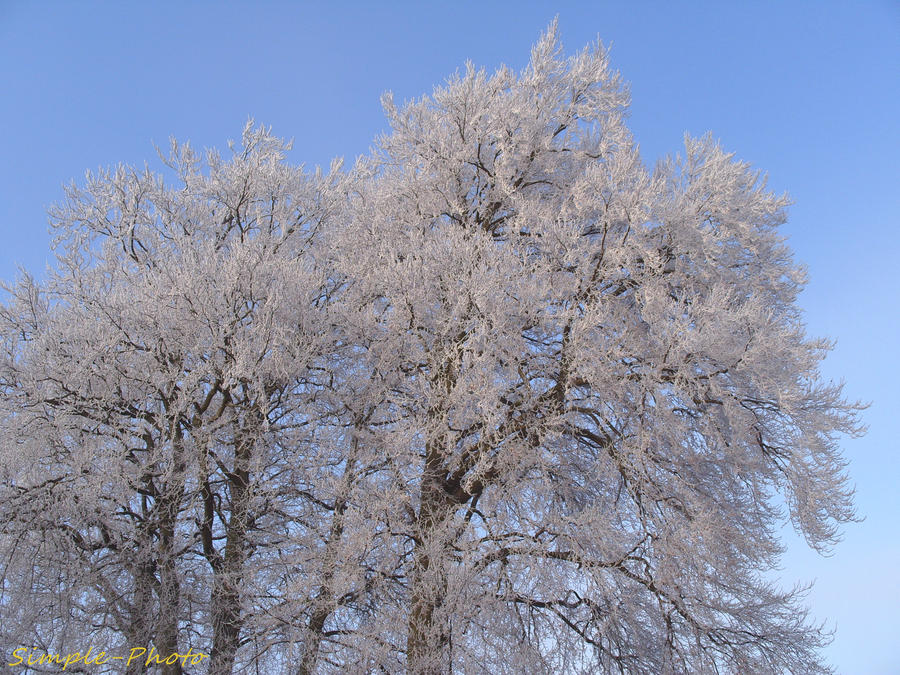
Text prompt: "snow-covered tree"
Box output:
[[0, 24, 863, 674], [0, 125, 355, 675]]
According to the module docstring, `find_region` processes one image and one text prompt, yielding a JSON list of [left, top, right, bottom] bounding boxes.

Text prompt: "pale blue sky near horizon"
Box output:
[[1, 1, 897, 672]]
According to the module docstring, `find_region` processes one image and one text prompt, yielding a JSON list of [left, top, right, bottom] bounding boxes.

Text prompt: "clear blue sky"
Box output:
[[1, 1, 897, 672]]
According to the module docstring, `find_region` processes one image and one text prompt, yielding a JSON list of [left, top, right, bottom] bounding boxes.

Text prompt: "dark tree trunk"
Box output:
[[298, 478, 349, 675], [298, 427, 368, 675], [208, 430, 254, 675], [155, 425, 186, 675], [124, 583, 152, 675], [156, 521, 183, 675], [406, 447, 458, 674]]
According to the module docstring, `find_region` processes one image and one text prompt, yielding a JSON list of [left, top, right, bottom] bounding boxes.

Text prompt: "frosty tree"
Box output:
[[0, 24, 862, 674]]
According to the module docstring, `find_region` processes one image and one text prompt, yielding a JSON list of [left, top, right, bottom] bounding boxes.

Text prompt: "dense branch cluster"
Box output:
[[0, 25, 862, 674]]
